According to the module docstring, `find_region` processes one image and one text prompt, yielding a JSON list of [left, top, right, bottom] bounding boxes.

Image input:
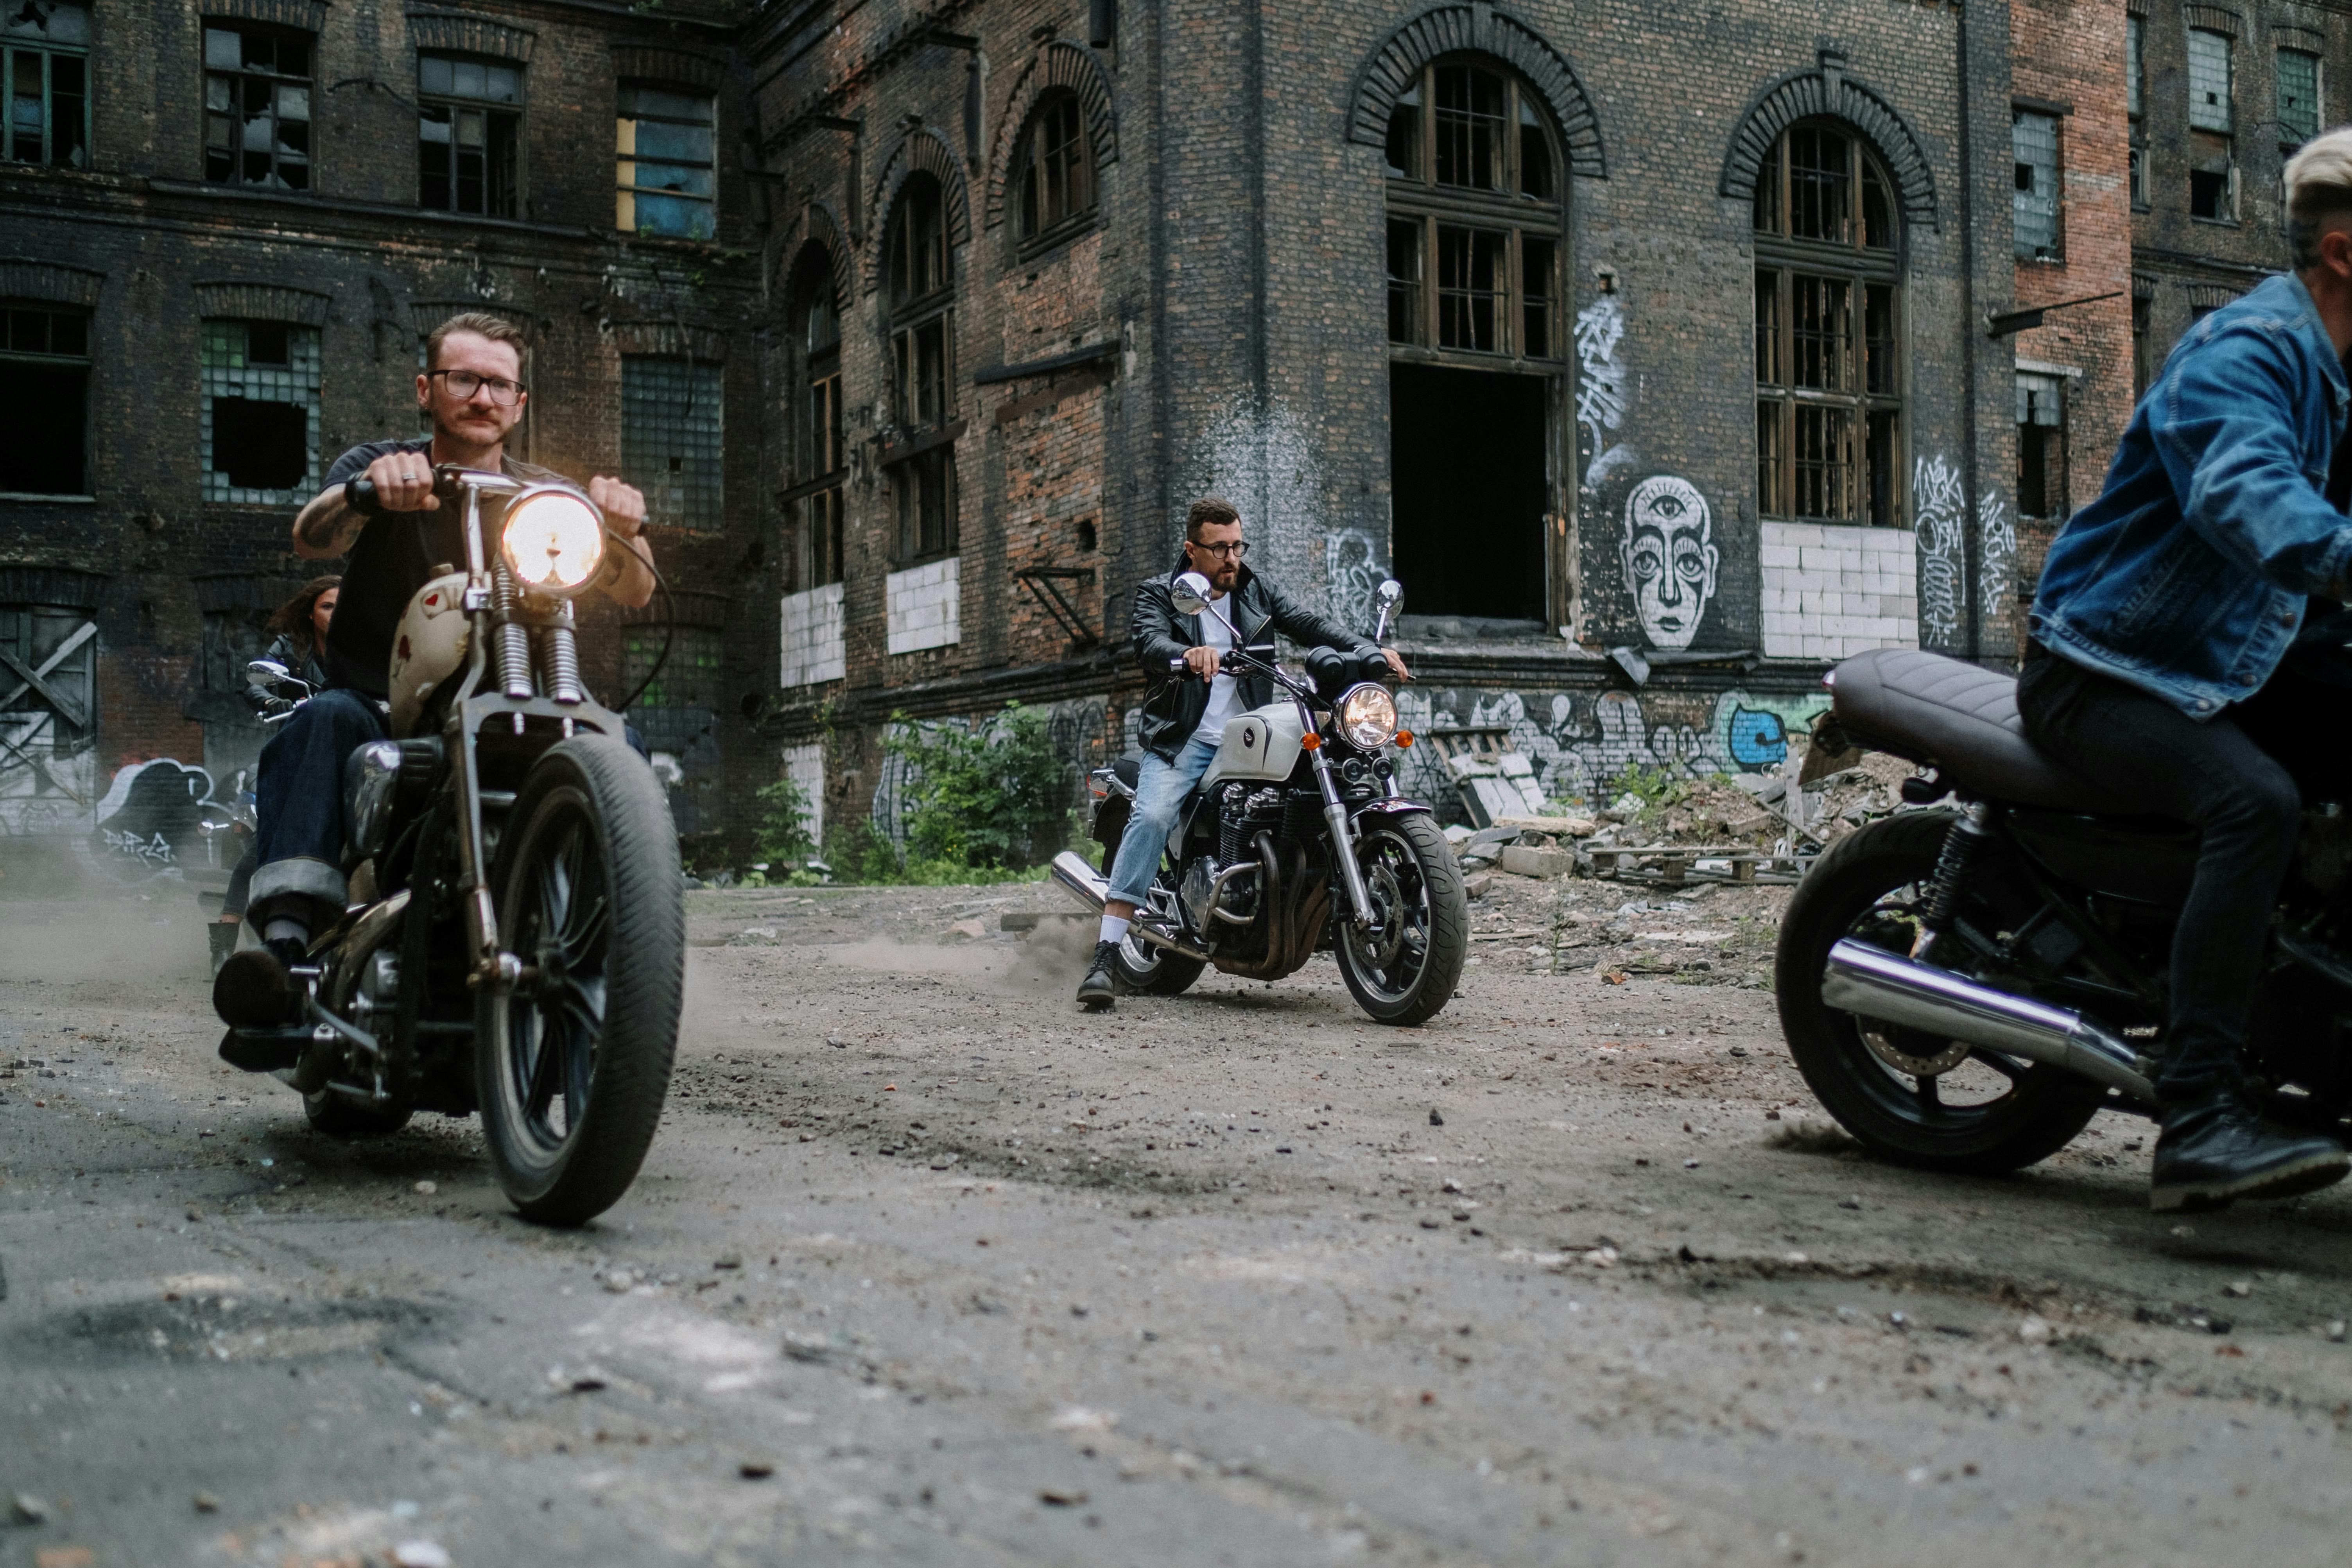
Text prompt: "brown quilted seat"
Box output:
[[1830, 647, 2114, 813]]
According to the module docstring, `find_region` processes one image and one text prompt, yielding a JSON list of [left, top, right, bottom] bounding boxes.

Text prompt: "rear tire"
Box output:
[[476, 736, 684, 1226], [1110, 932, 1206, 996], [1776, 810, 2102, 1174]]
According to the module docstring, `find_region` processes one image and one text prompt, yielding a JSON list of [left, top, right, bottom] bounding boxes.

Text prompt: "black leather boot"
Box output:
[[2149, 1087, 2349, 1212], [212, 937, 309, 1031], [1077, 940, 1119, 1012]]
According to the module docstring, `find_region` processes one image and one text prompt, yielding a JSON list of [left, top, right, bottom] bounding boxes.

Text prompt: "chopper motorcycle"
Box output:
[[1050, 573, 1468, 1025], [1777, 645, 2352, 1175], [220, 465, 684, 1226]]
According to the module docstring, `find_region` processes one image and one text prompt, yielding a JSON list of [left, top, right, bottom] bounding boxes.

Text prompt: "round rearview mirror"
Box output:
[[1170, 571, 1215, 617], [1376, 580, 1404, 612]]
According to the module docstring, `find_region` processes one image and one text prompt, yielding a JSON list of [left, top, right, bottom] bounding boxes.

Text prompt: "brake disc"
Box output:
[[1860, 1026, 1970, 1077]]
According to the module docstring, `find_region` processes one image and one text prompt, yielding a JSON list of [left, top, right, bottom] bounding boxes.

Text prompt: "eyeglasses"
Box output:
[[428, 369, 526, 405], [1191, 539, 1249, 559]]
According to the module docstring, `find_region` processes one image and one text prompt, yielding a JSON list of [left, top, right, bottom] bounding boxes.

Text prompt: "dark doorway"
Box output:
[[1389, 364, 1548, 623]]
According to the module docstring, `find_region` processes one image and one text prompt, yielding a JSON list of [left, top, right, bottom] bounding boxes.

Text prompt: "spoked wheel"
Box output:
[[1776, 810, 2103, 1174], [477, 736, 683, 1226], [1335, 814, 1467, 1025]]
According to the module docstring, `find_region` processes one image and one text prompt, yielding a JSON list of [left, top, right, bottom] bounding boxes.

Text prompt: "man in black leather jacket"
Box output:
[[1079, 496, 1405, 1009]]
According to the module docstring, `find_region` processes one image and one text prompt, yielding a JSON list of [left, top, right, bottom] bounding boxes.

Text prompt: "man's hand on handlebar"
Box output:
[[1381, 648, 1412, 682], [362, 450, 441, 512], [1183, 645, 1223, 679]]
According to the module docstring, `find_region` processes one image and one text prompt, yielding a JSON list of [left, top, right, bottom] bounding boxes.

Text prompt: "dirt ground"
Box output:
[[4, 870, 2352, 1568]]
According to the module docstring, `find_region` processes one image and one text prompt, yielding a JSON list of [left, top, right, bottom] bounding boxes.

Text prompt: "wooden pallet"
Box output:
[[1579, 843, 1814, 887]]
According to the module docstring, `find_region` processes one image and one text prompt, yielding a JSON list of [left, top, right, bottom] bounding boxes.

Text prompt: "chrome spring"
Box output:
[[493, 564, 532, 699], [546, 621, 583, 705]]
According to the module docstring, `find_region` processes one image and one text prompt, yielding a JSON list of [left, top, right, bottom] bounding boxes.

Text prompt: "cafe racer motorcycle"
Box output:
[[222, 465, 684, 1226], [1051, 573, 1468, 1025], [1778, 646, 2352, 1173]]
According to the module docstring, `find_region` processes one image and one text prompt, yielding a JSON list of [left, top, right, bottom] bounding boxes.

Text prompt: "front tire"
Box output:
[[477, 735, 684, 1226], [1776, 810, 2102, 1174], [1336, 814, 1468, 1025]]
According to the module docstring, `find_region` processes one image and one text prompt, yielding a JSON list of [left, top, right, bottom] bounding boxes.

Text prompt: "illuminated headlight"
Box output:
[[500, 485, 607, 595], [1336, 682, 1399, 749]]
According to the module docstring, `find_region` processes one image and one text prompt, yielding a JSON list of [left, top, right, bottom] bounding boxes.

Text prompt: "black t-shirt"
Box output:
[[319, 440, 558, 695]]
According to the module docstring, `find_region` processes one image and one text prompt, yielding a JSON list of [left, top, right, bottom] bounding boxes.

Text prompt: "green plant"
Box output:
[[1611, 762, 1692, 812], [884, 702, 1071, 872], [754, 774, 817, 868]]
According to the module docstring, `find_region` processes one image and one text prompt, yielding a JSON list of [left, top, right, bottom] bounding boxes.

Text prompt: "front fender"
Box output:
[[1350, 797, 1433, 825]]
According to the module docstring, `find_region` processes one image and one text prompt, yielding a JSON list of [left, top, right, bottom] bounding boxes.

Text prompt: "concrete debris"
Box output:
[[13, 1494, 49, 1524], [2017, 1316, 2055, 1345], [412, 1181, 436, 1196], [942, 918, 989, 942], [191, 1491, 219, 1513], [391, 1542, 453, 1568], [739, 1460, 775, 1479]]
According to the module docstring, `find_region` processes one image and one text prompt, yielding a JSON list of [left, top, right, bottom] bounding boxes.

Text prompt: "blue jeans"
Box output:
[[1106, 733, 1219, 906], [248, 688, 387, 925]]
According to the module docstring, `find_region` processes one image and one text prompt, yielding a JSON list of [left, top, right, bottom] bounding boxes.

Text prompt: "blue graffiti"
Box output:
[[1726, 706, 1788, 769]]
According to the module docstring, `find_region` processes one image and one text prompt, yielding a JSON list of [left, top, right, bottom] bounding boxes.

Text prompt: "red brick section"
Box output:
[[2010, 0, 2134, 647]]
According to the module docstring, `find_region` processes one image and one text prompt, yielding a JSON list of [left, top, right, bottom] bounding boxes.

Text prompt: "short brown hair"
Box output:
[[425, 312, 527, 373], [1185, 496, 1241, 541]]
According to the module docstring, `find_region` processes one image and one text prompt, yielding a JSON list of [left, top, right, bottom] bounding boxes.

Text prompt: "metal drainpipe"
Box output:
[[1956, 0, 1983, 662]]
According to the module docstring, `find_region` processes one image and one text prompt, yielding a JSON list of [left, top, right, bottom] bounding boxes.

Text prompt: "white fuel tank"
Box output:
[[387, 572, 470, 738], [1202, 703, 1306, 788]]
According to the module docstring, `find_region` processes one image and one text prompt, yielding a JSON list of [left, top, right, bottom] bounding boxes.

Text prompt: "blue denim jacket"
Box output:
[[2029, 272, 2352, 718]]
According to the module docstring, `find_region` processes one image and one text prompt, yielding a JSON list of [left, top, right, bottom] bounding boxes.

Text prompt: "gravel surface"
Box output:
[[4, 876, 2350, 1566]]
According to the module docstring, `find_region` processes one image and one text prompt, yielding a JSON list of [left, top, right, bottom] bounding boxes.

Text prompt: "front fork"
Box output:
[[1300, 697, 1379, 930]]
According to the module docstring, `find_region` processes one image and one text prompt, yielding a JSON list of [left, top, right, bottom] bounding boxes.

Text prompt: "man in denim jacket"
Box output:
[[2021, 130, 2352, 1211]]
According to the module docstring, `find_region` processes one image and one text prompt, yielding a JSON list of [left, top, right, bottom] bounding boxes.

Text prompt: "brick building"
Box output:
[[1, 1, 2340, 868]]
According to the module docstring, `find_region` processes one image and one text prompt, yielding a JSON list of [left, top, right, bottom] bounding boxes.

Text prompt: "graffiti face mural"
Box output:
[[1620, 476, 1719, 650]]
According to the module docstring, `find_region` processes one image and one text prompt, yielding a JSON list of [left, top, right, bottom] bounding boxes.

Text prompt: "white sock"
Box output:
[[1099, 915, 1131, 946], [264, 918, 309, 947]]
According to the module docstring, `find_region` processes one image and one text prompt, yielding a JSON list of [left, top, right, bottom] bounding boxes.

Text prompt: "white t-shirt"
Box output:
[[1193, 597, 1241, 746]]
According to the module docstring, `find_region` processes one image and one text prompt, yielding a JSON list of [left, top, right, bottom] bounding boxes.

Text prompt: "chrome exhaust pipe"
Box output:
[[1048, 850, 1213, 963], [1821, 937, 2156, 1104]]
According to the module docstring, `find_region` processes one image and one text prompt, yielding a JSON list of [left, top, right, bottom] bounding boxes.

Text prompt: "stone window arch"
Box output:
[[984, 39, 1118, 233], [1750, 119, 1907, 525]]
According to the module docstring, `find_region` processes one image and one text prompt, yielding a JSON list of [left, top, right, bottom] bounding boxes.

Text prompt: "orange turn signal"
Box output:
[[1395, 729, 1414, 748], [1300, 732, 1322, 750]]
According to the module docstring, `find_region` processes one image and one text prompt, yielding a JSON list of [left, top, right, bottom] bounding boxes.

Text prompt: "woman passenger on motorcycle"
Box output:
[[2019, 129, 2352, 1212], [213, 575, 340, 963]]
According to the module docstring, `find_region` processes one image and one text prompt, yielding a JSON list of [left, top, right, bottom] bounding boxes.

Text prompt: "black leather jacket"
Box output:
[[1129, 556, 1379, 760]]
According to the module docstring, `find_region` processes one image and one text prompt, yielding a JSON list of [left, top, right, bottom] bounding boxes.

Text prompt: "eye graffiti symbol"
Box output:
[[1620, 476, 1719, 650]]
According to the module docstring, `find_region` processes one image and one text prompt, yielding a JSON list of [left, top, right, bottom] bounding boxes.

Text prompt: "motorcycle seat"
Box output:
[[1830, 648, 2115, 814], [1114, 753, 1142, 792]]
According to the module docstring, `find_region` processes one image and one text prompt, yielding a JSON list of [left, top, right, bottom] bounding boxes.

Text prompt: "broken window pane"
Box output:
[[204, 22, 312, 190], [201, 319, 319, 504], [1015, 92, 1091, 242], [2190, 128, 2234, 220], [2013, 110, 2060, 260], [2017, 371, 2068, 520], [1521, 236, 1555, 357], [887, 175, 949, 305], [1792, 404, 1852, 520], [1435, 225, 1505, 353], [1386, 219, 1422, 345], [1384, 81, 1420, 179], [418, 52, 521, 216], [1786, 125, 1852, 244], [3, 0, 89, 168], [897, 446, 955, 563], [2278, 50, 2319, 150], [0, 301, 89, 495], [620, 355, 724, 530], [1432, 64, 1506, 191], [1790, 274, 1852, 391], [2187, 30, 2233, 132], [1518, 97, 1554, 200], [617, 83, 716, 239]]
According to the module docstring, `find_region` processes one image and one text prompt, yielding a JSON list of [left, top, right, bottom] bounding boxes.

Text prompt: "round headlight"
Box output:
[[1336, 682, 1399, 749], [500, 486, 606, 595]]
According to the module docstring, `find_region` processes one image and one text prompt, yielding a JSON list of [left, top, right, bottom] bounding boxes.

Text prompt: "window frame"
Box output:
[[199, 317, 321, 506], [2012, 108, 2062, 262], [416, 51, 523, 218], [1013, 90, 1096, 253], [1751, 121, 1907, 529], [203, 20, 314, 192], [2, 0, 89, 170], [883, 173, 959, 567], [0, 301, 92, 498], [1382, 57, 1566, 366], [2187, 28, 2236, 224], [615, 81, 717, 240], [2015, 369, 2069, 523], [618, 353, 725, 532], [788, 269, 846, 594], [2277, 48, 2321, 154]]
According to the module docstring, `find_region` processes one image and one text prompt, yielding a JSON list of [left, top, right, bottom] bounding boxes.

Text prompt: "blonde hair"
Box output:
[[424, 311, 527, 372], [2286, 128, 2352, 269]]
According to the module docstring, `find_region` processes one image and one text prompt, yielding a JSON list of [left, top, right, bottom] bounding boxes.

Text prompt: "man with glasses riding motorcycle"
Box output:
[[213, 312, 658, 1036], [2018, 131, 2352, 1211], [1077, 496, 1409, 1011]]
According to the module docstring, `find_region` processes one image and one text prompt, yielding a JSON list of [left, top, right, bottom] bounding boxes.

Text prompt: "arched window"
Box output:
[[1015, 91, 1093, 245], [1382, 59, 1561, 359], [884, 173, 956, 563], [1752, 123, 1904, 525], [787, 251, 844, 594]]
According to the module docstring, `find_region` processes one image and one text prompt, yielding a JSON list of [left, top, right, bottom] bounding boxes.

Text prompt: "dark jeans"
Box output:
[[248, 688, 387, 926], [2016, 648, 2352, 1104]]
